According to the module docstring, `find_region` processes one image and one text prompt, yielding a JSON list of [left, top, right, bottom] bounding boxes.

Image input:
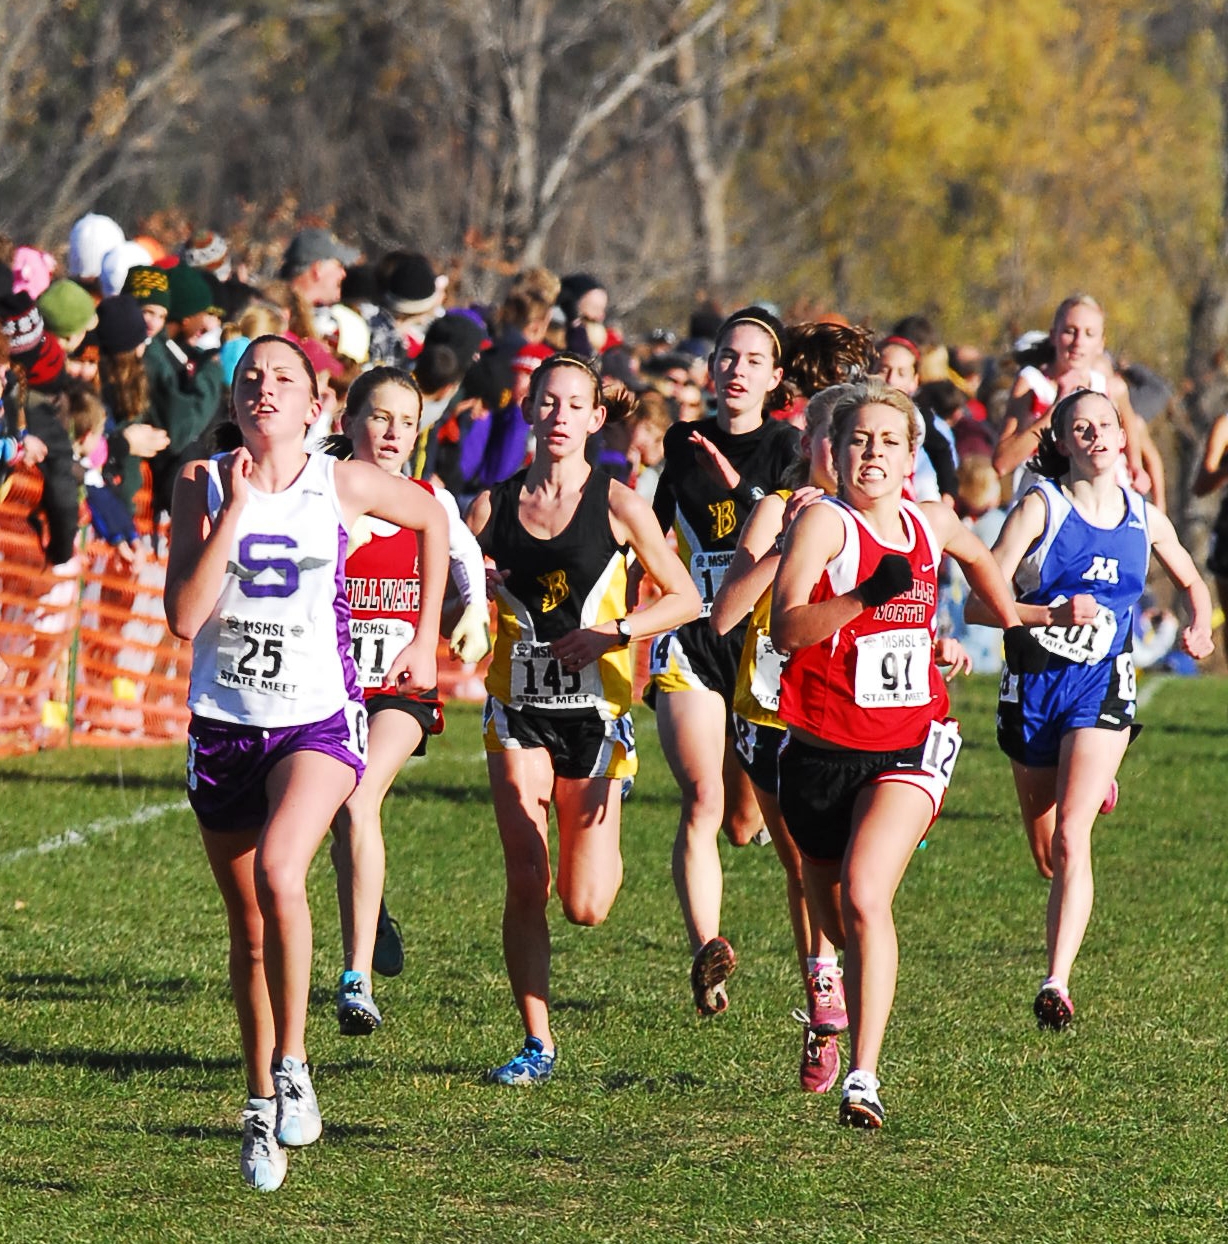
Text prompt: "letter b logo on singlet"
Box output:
[[708, 499, 736, 541], [1082, 556, 1119, 584], [538, 569, 570, 613]]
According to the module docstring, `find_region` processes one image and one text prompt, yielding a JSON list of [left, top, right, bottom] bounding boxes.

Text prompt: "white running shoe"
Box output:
[[273, 1056, 322, 1148], [839, 1068, 885, 1128], [240, 1096, 287, 1192]]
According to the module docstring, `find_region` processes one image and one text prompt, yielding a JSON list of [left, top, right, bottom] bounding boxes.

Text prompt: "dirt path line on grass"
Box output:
[[0, 799, 189, 865]]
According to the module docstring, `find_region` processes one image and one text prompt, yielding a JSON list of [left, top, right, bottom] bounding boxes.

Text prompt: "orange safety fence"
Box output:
[[1, 464, 652, 757]]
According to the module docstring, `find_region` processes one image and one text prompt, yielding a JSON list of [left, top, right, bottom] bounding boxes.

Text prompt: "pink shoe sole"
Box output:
[[1099, 779, 1119, 816]]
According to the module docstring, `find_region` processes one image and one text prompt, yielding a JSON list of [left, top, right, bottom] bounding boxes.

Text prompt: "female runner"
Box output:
[[648, 307, 799, 1016], [711, 383, 846, 1092], [165, 336, 446, 1191], [969, 388, 1212, 1031], [993, 295, 1145, 494], [1192, 409, 1228, 652], [468, 354, 700, 1084], [328, 366, 481, 1035], [771, 378, 1040, 1129]]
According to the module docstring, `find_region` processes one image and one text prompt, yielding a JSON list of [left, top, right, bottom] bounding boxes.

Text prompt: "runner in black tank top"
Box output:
[[644, 307, 796, 1019], [466, 353, 699, 1087]]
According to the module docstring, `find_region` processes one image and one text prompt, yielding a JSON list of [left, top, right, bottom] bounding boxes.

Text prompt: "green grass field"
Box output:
[[2, 674, 1227, 1242]]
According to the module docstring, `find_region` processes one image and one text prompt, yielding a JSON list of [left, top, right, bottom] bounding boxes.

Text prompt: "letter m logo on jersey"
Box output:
[[538, 569, 570, 613], [708, 499, 736, 541], [1082, 556, 1119, 584]]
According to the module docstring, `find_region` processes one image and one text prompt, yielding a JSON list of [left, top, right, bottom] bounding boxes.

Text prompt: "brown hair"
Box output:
[[99, 350, 149, 426], [782, 322, 874, 397], [1029, 387, 1121, 479], [527, 350, 603, 409], [229, 334, 320, 407], [344, 365, 422, 423], [64, 384, 108, 445]]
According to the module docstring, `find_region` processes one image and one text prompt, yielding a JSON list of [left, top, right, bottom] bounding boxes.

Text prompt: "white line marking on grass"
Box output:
[[1136, 674, 1171, 714], [0, 799, 189, 865]]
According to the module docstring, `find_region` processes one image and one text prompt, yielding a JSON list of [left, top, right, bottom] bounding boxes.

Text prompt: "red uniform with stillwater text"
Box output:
[[778, 496, 946, 751]]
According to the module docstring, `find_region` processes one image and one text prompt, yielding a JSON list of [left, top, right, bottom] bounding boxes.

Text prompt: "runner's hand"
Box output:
[[384, 637, 437, 695]]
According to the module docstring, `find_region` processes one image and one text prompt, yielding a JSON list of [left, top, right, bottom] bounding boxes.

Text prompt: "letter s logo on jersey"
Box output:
[[538, 569, 570, 613], [1082, 556, 1119, 584], [708, 499, 736, 541], [229, 535, 330, 598]]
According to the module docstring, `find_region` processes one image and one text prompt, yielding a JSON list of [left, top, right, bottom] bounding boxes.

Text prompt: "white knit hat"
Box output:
[[68, 213, 126, 281]]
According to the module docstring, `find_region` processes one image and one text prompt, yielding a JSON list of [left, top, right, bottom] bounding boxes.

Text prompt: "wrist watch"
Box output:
[[614, 617, 633, 646]]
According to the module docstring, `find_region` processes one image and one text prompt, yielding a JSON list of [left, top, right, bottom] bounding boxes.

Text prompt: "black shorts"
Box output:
[[646, 617, 746, 710], [776, 733, 939, 862], [482, 698, 637, 780], [365, 691, 444, 758], [731, 714, 785, 796]]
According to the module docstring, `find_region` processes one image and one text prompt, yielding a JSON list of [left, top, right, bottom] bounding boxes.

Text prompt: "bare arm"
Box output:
[[922, 501, 1025, 629], [1147, 502, 1215, 658], [1134, 415, 1165, 512], [550, 482, 701, 669], [961, 491, 1097, 628], [709, 493, 786, 635], [1192, 414, 1228, 498], [163, 452, 249, 640], [336, 460, 449, 691], [992, 379, 1045, 477], [769, 502, 861, 653]]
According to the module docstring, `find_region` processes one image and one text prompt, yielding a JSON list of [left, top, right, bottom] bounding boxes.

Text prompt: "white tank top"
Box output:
[[187, 452, 362, 726]]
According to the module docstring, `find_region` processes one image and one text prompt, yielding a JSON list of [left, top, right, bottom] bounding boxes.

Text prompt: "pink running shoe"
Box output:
[[807, 964, 849, 1035], [1099, 780, 1119, 816], [1034, 980, 1074, 1031], [691, 937, 737, 1017], [794, 1011, 840, 1093]]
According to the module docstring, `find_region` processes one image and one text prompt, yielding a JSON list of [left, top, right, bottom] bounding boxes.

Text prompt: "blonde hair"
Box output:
[[783, 383, 855, 489], [956, 455, 1003, 514], [829, 377, 922, 457], [1051, 293, 1104, 333]]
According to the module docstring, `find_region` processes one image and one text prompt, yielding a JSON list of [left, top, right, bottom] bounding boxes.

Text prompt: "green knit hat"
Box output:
[[37, 279, 98, 337], [167, 264, 222, 322], [121, 265, 172, 311]]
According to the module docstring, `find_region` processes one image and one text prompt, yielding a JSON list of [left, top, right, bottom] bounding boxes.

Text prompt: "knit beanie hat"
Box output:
[[96, 295, 149, 355], [68, 213, 126, 281], [38, 279, 99, 338], [168, 265, 221, 322], [99, 241, 154, 298], [122, 265, 172, 311], [10, 247, 56, 299], [182, 229, 231, 279]]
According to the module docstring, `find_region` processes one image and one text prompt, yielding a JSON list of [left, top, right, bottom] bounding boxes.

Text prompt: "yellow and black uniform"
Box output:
[[648, 416, 799, 707], [483, 468, 636, 779], [730, 489, 793, 793]]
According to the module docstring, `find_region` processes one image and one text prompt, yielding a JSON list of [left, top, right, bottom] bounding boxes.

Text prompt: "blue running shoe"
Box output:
[[372, 899, 404, 978], [336, 970, 383, 1036], [488, 1036, 556, 1086]]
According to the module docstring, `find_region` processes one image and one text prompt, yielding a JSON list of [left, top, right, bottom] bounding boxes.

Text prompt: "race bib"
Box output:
[[350, 617, 414, 689], [1031, 600, 1117, 664], [510, 640, 601, 709], [853, 629, 931, 708], [216, 614, 310, 699], [690, 550, 735, 619], [749, 632, 787, 712], [919, 717, 962, 789]]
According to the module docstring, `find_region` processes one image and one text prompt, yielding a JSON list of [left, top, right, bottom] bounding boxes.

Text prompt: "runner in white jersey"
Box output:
[[993, 295, 1146, 499], [165, 335, 446, 1193]]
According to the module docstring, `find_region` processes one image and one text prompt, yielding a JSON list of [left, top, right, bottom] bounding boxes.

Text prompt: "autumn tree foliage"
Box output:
[[1, 0, 1226, 388]]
